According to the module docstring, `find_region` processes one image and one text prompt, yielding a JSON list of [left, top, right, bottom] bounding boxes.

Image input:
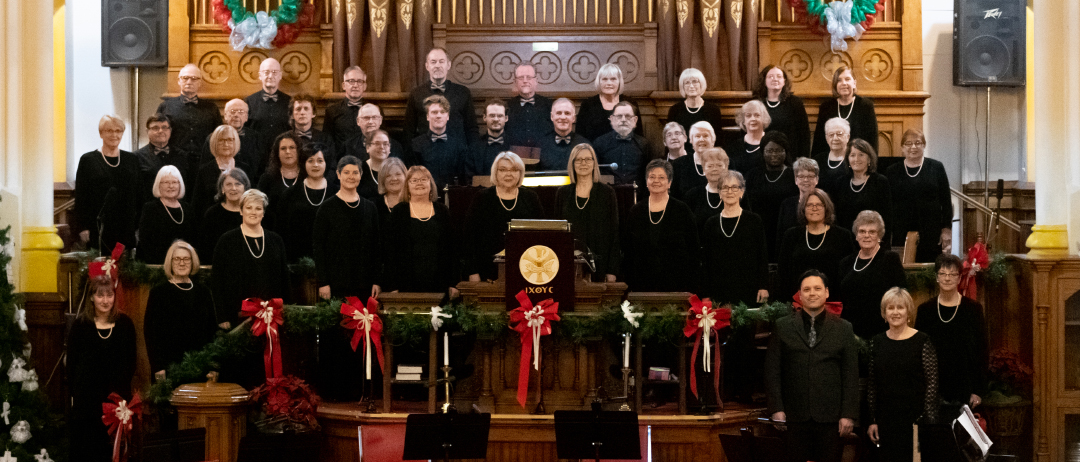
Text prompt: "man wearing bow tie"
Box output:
[[403, 48, 479, 145], [593, 101, 648, 188], [244, 58, 292, 152], [411, 95, 467, 189], [289, 94, 338, 168], [323, 66, 367, 149], [765, 269, 858, 462], [468, 99, 510, 176], [537, 98, 590, 170], [504, 63, 554, 148], [155, 64, 223, 156], [134, 114, 190, 204], [343, 103, 408, 163]]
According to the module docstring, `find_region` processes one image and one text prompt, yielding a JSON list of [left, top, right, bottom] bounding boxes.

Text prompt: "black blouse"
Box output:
[[554, 182, 621, 280], [747, 167, 799, 262], [576, 95, 643, 142], [837, 249, 907, 340], [276, 180, 339, 262], [621, 197, 700, 292], [385, 202, 459, 293], [464, 187, 545, 281], [867, 331, 940, 426], [832, 172, 894, 245], [724, 135, 765, 178], [211, 229, 290, 326], [137, 200, 195, 264], [884, 158, 953, 261], [312, 195, 382, 298], [761, 95, 811, 160], [914, 297, 989, 403], [702, 211, 768, 306], [144, 281, 218, 373], [357, 161, 381, 201], [74, 150, 140, 250], [198, 203, 242, 261], [670, 154, 707, 200], [667, 101, 725, 154], [777, 225, 856, 302], [811, 95, 878, 156], [812, 152, 848, 199]]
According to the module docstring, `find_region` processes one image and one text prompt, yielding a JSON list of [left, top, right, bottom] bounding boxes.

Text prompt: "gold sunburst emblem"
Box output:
[[519, 245, 560, 285]]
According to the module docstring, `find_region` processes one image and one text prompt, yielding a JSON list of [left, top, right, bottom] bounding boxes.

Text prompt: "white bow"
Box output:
[[13, 308, 26, 332], [353, 308, 375, 379], [697, 308, 717, 372], [430, 306, 453, 331], [524, 306, 545, 370], [824, 1, 864, 52], [115, 399, 134, 425], [33, 449, 53, 462], [229, 11, 278, 51], [620, 301, 643, 328], [100, 258, 117, 275]]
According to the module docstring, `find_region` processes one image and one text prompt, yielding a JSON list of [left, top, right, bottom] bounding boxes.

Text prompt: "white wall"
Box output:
[[66, 0, 168, 183]]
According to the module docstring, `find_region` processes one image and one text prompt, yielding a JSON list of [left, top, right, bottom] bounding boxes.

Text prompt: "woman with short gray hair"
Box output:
[[577, 63, 641, 141], [667, 68, 724, 148], [838, 210, 906, 339], [622, 159, 700, 292]]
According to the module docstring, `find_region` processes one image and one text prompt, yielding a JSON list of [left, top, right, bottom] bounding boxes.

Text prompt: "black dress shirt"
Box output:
[[504, 95, 554, 148], [155, 96, 223, 155], [403, 80, 479, 144], [537, 132, 591, 171], [592, 131, 649, 188], [410, 131, 469, 188], [322, 99, 364, 148], [244, 90, 293, 150]]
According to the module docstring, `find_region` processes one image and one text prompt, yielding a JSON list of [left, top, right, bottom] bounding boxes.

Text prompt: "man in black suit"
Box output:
[[343, 103, 408, 163], [244, 58, 292, 151], [155, 64, 222, 156], [288, 94, 338, 168], [537, 98, 590, 171], [467, 99, 509, 176], [411, 95, 468, 188], [323, 65, 366, 149], [403, 48, 479, 144], [593, 101, 648, 188], [504, 63, 553, 148], [765, 269, 858, 462], [134, 114, 190, 204]]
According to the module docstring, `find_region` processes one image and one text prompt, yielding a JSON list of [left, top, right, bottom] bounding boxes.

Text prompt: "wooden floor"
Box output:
[[317, 402, 763, 461]]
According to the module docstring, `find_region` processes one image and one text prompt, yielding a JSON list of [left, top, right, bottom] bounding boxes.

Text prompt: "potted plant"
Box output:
[[248, 375, 322, 434], [981, 348, 1033, 437]]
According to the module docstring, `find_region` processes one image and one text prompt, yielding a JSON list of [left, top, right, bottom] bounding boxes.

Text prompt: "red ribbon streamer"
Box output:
[[792, 292, 844, 316], [682, 295, 730, 401], [509, 290, 560, 408], [340, 297, 385, 379], [89, 243, 126, 312], [961, 241, 989, 299], [101, 391, 142, 462], [241, 298, 284, 379]]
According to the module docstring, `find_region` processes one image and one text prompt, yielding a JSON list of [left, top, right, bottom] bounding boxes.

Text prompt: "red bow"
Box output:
[[340, 297, 385, 380], [509, 290, 560, 408], [241, 298, 284, 379], [960, 241, 989, 298], [89, 243, 126, 311], [682, 295, 730, 401], [101, 392, 142, 462], [792, 292, 843, 316]]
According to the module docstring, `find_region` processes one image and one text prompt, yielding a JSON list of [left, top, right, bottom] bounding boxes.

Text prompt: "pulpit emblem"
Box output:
[[520, 245, 560, 285]]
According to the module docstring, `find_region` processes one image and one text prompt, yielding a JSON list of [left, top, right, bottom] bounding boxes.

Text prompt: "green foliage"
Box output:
[[557, 314, 606, 344], [383, 312, 434, 348], [984, 250, 1009, 285], [281, 301, 341, 335], [637, 305, 687, 345], [730, 301, 794, 334], [906, 265, 939, 292], [289, 257, 317, 279], [445, 303, 507, 339], [148, 326, 261, 407]]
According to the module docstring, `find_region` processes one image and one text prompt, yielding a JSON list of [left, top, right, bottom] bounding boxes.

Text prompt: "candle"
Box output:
[[444, 332, 450, 366], [623, 333, 631, 368]]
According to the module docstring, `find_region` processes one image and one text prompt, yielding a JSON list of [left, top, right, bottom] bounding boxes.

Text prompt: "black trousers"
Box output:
[[783, 421, 842, 462]]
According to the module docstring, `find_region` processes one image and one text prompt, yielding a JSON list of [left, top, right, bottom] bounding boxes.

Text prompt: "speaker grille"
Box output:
[[963, 35, 1009, 81], [108, 17, 153, 62], [952, 0, 1026, 87], [101, 0, 167, 67]]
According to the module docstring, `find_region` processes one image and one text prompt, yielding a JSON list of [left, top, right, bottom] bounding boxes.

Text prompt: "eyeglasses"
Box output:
[[172, 257, 192, 263], [179, 76, 201, 82], [359, 115, 382, 121], [101, 129, 124, 135], [344, 79, 367, 86], [611, 114, 636, 120], [148, 125, 170, 131], [902, 141, 925, 148], [515, 75, 537, 82], [764, 148, 785, 155], [408, 178, 429, 185], [647, 175, 668, 181], [826, 131, 847, 139], [937, 272, 961, 279], [226, 109, 247, 116], [683, 79, 702, 87], [720, 186, 743, 192], [574, 158, 595, 164], [796, 174, 817, 181], [368, 141, 391, 148], [805, 203, 825, 210], [260, 70, 282, 77]]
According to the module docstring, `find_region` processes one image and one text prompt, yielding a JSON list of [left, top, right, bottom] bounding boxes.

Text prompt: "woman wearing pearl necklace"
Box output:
[[832, 138, 894, 246], [811, 66, 878, 156], [724, 99, 770, 177], [777, 189, 855, 302], [837, 211, 906, 340], [137, 166, 195, 264], [358, 129, 393, 200], [682, 148, 732, 238], [670, 121, 717, 200], [746, 131, 799, 262], [190, 125, 250, 216], [702, 171, 768, 306], [464, 152, 544, 282], [198, 168, 250, 261], [555, 144, 620, 282], [885, 129, 954, 262], [74, 114, 140, 251], [145, 240, 218, 379], [67, 276, 136, 461], [622, 159, 700, 292], [811, 117, 851, 197], [914, 253, 989, 417], [276, 145, 338, 262], [256, 133, 303, 209], [666, 68, 724, 152], [211, 189, 289, 328], [753, 65, 811, 160], [312, 155, 382, 300], [385, 166, 460, 300]]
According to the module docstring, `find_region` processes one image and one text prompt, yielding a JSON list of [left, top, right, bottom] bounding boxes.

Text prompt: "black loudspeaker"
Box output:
[[101, 0, 168, 67], [953, 0, 1026, 87]]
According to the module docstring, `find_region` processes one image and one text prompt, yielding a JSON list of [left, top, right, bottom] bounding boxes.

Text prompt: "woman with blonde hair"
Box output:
[[555, 144, 620, 282], [191, 124, 250, 214], [725, 99, 771, 176], [385, 166, 459, 299], [811, 65, 878, 156], [145, 240, 218, 377], [667, 68, 724, 145], [75, 114, 140, 250], [577, 63, 641, 141], [465, 152, 544, 282]]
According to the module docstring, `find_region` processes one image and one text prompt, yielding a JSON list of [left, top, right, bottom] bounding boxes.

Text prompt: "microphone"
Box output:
[[995, 179, 1004, 204], [602, 162, 619, 171], [96, 187, 118, 250]]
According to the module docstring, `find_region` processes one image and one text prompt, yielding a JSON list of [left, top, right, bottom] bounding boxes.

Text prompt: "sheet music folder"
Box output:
[[554, 410, 641, 460], [401, 413, 491, 461]]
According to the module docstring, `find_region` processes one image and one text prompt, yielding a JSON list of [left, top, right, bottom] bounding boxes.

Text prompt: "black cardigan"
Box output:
[[312, 195, 382, 298], [464, 187, 545, 280], [554, 182, 621, 280], [384, 201, 459, 293]]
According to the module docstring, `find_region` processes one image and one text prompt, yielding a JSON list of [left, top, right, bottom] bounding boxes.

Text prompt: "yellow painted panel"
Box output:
[[53, 1, 66, 183]]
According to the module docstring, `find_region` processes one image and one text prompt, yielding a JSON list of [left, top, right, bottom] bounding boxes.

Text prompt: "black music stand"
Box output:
[[554, 410, 640, 462], [401, 413, 491, 462]]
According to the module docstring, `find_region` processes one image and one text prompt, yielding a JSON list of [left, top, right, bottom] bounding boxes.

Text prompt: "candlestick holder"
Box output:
[[440, 365, 456, 413], [619, 367, 633, 411], [364, 378, 379, 413]]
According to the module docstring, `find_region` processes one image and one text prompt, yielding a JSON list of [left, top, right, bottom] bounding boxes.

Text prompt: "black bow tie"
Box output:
[[430, 81, 446, 92], [296, 129, 312, 139], [520, 97, 535, 106], [556, 135, 572, 145], [431, 133, 448, 142], [488, 136, 504, 145], [181, 95, 198, 105], [262, 92, 279, 102], [616, 132, 633, 141], [347, 99, 364, 108], [153, 146, 170, 155]]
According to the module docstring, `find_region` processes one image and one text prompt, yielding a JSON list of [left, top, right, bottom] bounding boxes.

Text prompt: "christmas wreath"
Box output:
[[211, 0, 316, 51], [787, 0, 885, 52]]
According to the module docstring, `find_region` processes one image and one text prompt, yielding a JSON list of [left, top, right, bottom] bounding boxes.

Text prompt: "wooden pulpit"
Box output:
[[503, 219, 576, 311]]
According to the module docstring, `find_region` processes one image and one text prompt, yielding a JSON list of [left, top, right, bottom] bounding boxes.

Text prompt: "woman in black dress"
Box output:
[[385, 166, 459, 298], [198, 168, 250, 261], [914, 254, 989, 415], [622, 159, 700, 292], [747, 131, 799, 262], [670, 121, 716, 199], [257, 133, 302, 208], [190, 125, 250, 216], [358, 129, 392, 200], [724, 99, 769, 177], [137, 165, 194, 264], [812, 117, 851, 196], [667, 68, 724, 152], [68, 276, 137, 461], [777, 189, 855, 301], [754, 65, 811, 160], [276, 145, 337, 262], [555, 144, 620, 282], [312, 156, 382, 299], [682, 148, 730, 238], [144, 240, 218, 379], [833, 138, 893, 245], [374, 157, 407, 228], [75, 114, 140, 251], [868, 287, 940, 462], [776, 157, 820, 246], [662, 122, 688, 161], [811, 66, 878, 156], [465, 152, 545, 282], [837, 211, 906, 340], [702, 171, 768, 306], [577, 64, 640, 141], [885, 129, 953, 262], [211, 189, 289, 328]]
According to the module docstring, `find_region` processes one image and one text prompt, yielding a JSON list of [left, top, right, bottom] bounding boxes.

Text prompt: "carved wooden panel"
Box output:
[[758, 23, 906, 94]]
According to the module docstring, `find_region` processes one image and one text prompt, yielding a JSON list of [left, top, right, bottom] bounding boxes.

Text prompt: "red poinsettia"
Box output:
[[249, 375, 321, 431]]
